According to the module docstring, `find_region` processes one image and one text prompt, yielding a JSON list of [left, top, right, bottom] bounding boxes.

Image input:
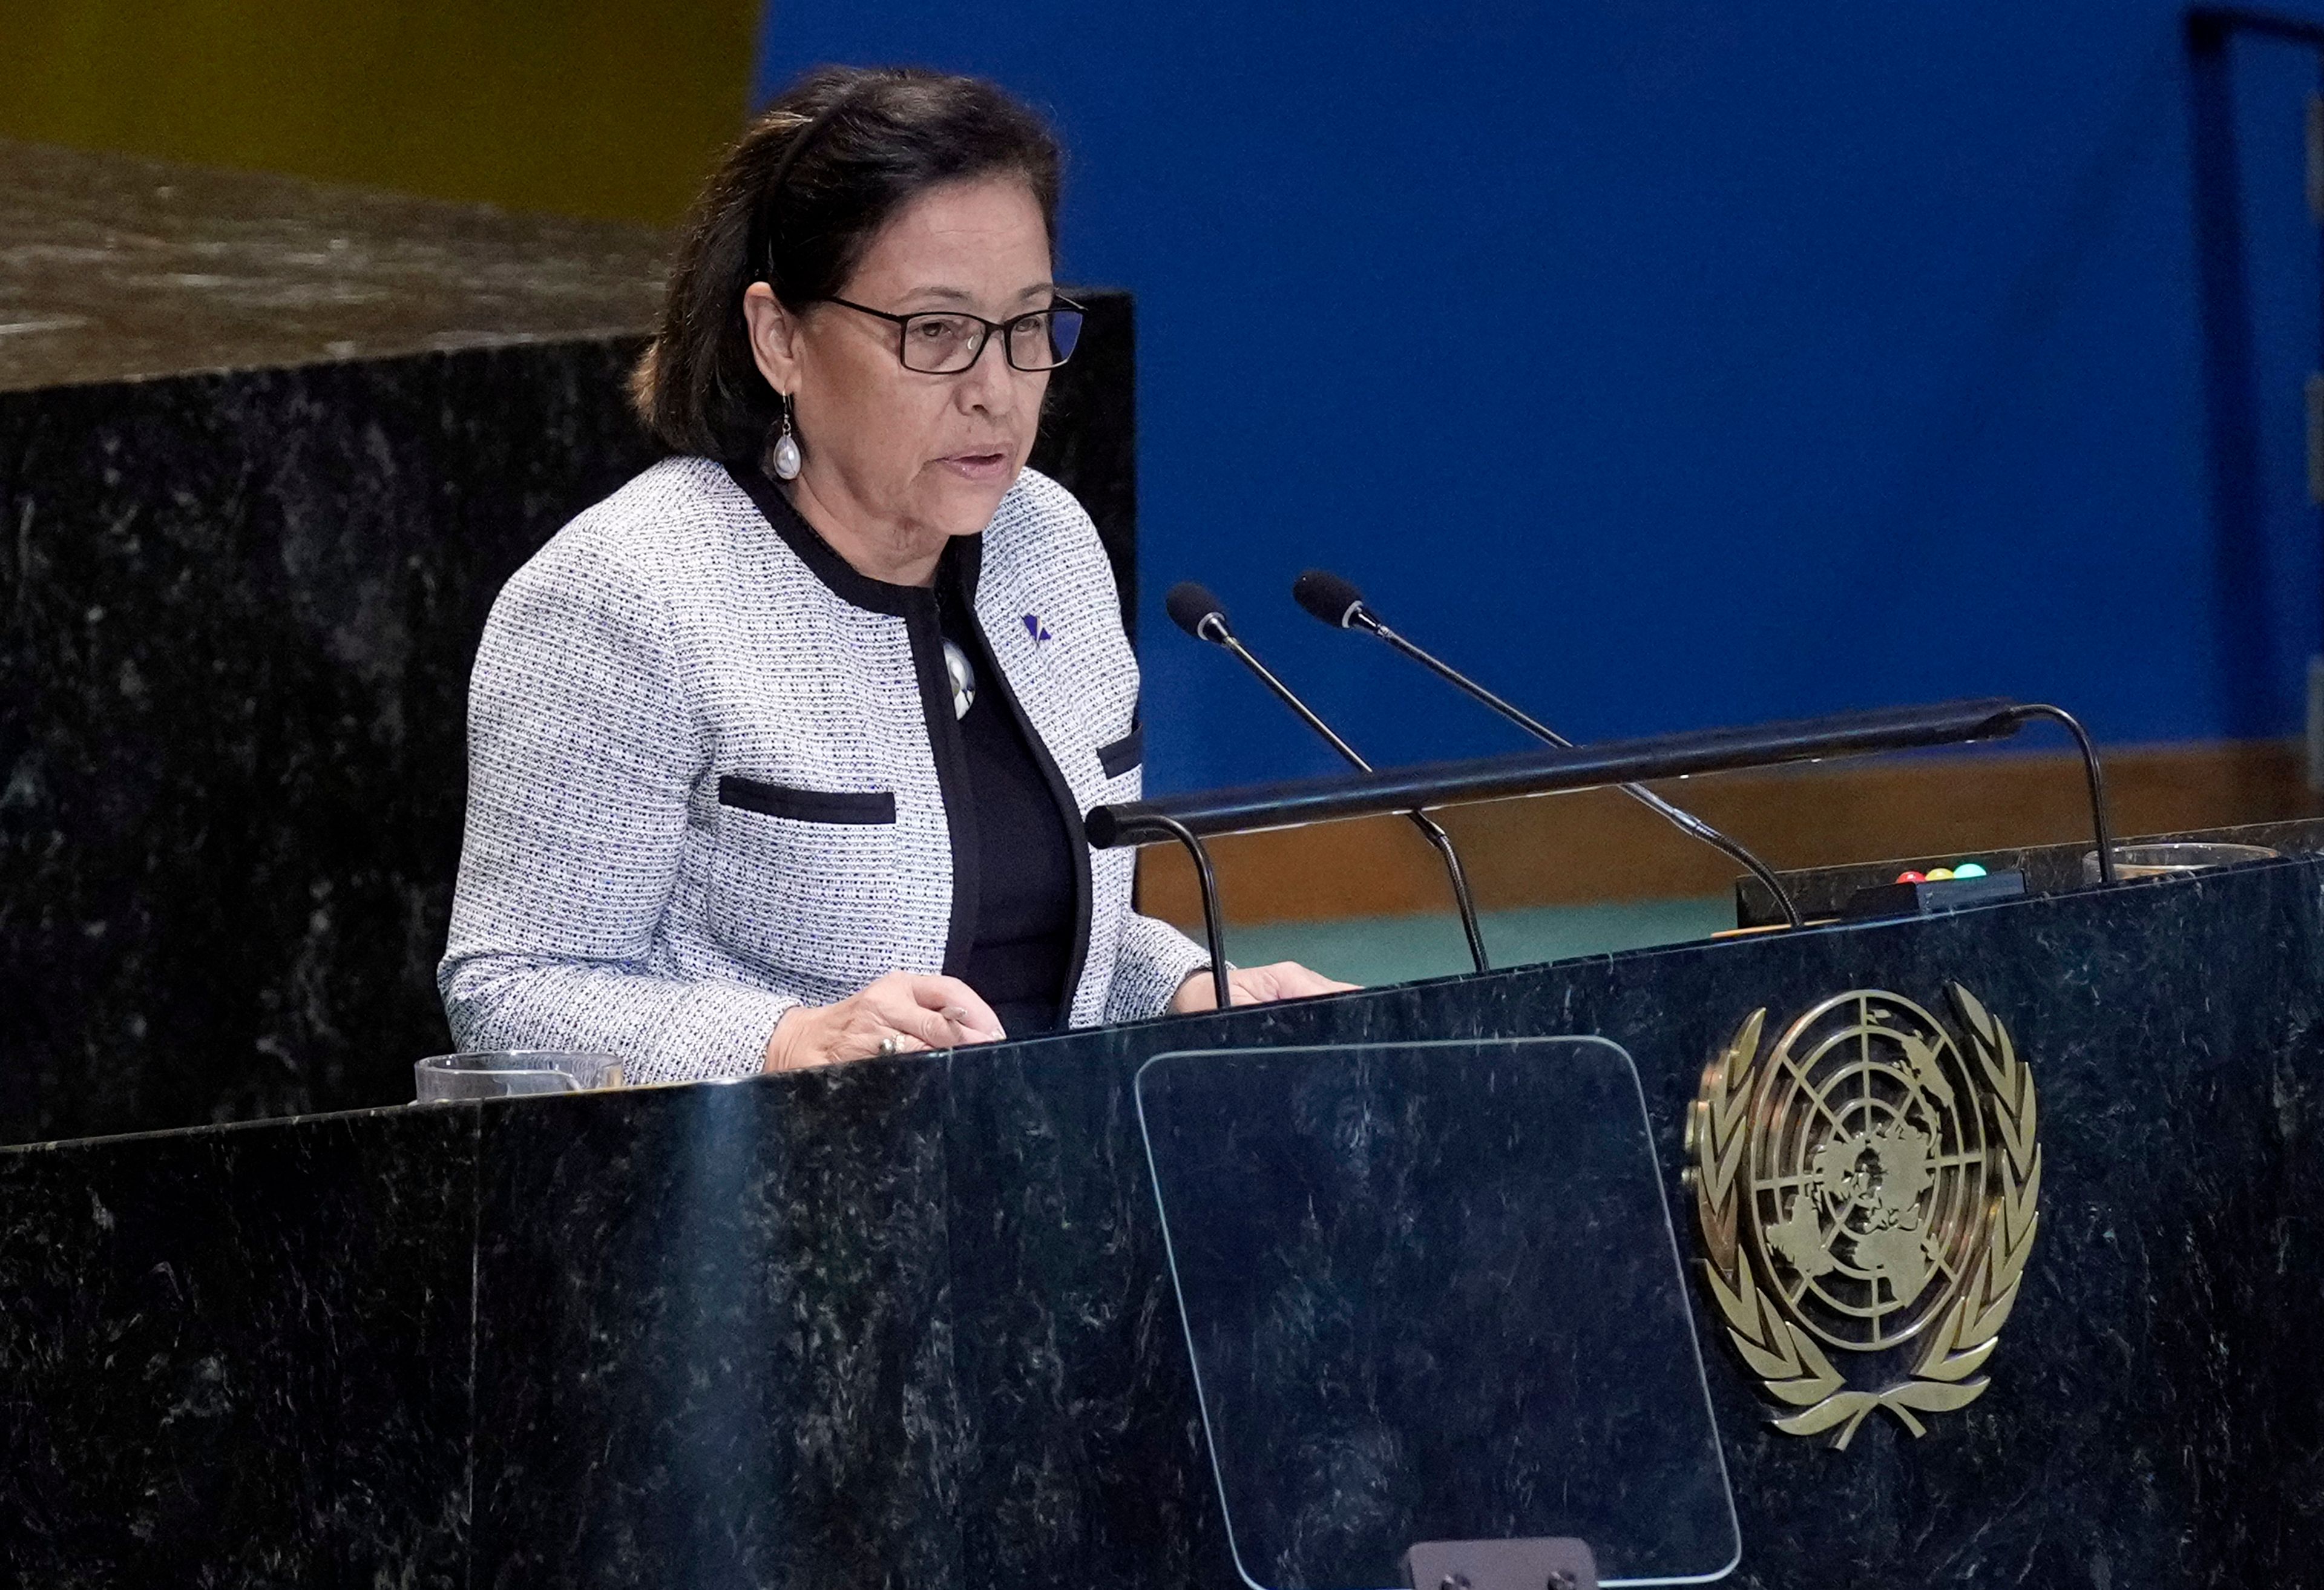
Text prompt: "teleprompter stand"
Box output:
[[1137, 1038, 1738, 1590]]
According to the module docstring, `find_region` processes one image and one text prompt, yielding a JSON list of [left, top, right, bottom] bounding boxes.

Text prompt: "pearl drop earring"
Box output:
[[767, 395, 802, 481]]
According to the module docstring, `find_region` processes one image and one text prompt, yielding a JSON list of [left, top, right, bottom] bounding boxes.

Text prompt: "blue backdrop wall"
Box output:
[[754, 1, 2324, 795]]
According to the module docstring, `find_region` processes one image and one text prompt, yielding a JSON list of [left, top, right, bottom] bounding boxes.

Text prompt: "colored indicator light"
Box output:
[[1895, 871, 1926, 884], [1952, 861, 1988, 879], [1925, 867, 1956, 881]]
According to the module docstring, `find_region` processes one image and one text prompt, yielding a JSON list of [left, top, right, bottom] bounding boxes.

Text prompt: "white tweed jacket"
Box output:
[[438, 456, 1209, 1083]]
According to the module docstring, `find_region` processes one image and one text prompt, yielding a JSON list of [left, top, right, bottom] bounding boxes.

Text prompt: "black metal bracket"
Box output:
[[1146, 811, 1232, 1011], [2006, 703, 2118, 884], [1089, 699, 2032, 850], [1107, 698, 2116, 944]]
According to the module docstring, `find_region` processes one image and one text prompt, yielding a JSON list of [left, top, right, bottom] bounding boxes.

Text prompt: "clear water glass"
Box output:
[[413, 1051, 625, 1103], [2082, 841, 2281, 884]]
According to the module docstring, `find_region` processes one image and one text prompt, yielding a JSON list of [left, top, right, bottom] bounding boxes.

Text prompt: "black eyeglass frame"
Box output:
[[815, 293, 1088, 373]]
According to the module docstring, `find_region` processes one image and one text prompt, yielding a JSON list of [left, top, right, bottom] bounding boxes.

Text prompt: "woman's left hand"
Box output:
[[1169, 960, 1359, 1014]]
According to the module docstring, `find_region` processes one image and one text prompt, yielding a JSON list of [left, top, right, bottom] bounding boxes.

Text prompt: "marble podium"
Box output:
[[5, 827, 2323, 1588]]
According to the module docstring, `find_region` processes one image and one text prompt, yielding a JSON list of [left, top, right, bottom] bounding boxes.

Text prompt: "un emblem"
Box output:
[[1686, 985, 2041, 1448]]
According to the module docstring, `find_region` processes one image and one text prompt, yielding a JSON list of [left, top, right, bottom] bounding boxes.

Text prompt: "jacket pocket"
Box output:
[[1095, 726, 1144, 780], [706, 797, 902, 976], [718, 774, 896, 825]]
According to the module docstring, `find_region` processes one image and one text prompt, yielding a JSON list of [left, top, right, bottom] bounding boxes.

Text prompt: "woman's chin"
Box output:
[[917, 473, 1019, 537]]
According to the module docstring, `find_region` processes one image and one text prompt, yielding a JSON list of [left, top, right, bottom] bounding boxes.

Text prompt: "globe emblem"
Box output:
[[1742, 992, 1991, 1351]]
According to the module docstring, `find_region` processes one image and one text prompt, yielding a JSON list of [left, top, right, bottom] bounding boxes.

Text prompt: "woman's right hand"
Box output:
[[763, 972, 1006, 1072]]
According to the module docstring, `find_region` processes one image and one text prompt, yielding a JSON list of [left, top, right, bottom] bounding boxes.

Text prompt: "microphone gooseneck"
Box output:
[[1161, 581, 1491, 974], [1290, 569, 1807, 930]]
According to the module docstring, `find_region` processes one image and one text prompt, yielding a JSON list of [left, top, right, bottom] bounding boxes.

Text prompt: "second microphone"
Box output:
[[1164, 582, 1492, 974]]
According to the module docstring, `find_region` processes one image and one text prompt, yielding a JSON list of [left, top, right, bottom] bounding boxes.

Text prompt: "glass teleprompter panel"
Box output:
[[1137, 1038, 1739, 1590]]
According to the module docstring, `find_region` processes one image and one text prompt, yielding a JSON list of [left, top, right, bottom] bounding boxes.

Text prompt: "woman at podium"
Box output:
[[439, 66, 1348, 1083]]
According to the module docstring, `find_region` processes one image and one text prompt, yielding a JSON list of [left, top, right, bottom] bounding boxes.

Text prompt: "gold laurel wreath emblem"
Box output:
[[1687, 985, 2041, 1449]]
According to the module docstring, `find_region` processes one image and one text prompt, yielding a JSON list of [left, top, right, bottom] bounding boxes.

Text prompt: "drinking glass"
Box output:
[[413, 1051, 625, 1103], [2081, 841, 2281, 884]]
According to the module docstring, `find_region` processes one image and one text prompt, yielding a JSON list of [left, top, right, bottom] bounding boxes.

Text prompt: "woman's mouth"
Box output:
[[937, 450, 1011, 482]]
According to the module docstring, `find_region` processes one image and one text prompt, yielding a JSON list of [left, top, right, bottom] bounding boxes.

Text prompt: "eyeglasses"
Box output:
[[816, 294, 1086, 374]]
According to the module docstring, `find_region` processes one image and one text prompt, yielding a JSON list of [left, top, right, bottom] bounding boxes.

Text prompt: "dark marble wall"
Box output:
[[1, 341, 660, 1146], [0, 303, 1138, 1149], [5, 864, 2322, 1585]]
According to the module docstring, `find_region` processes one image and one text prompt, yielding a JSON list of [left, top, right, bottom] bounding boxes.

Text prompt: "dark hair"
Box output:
[[631, 66, 1064, 462]]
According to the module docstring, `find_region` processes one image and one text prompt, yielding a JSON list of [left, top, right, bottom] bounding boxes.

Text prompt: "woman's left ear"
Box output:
[[742, 283, 803, 393]]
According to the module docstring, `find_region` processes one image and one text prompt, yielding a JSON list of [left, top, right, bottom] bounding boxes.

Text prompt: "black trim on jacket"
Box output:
[[949, 535, 1096, 1023], [718, 776, 896, 824], [918, 540, 980, 979], [726, 463, 919, 617], [1096, 725, 1144, 778]]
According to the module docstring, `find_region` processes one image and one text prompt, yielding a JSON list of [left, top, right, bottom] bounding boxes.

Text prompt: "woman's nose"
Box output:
[[954, 333, 1019, 410]]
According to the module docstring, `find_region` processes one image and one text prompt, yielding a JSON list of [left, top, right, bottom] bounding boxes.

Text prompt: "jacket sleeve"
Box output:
[[1103, 910, 1215, 1023], [437, 533, 796, 1083]]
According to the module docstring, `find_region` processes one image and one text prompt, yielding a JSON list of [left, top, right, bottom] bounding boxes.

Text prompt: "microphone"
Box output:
[[1164, 582, 1492, 973], [1290, 569, 1805, 930], [1164, 581, 1233, 646]]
